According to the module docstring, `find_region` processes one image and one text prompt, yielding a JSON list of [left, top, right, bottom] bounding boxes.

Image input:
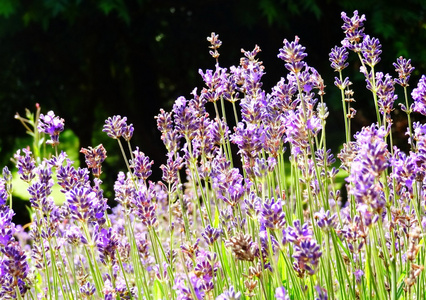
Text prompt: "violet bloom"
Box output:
[[390, 147, 417, 197], [80, 144, 107, 178], [172, 96, 200, 140], [393, 56, 415, 87], [314, 208, 337, 230], [66, 184, 107, 223], [278, 36, 308, 74], [240, 92, 267, 124], [211, 157, 247, 207], [96, 226, 119, 265], [216, 285, 241, 300], [275, 286, 290, 300], [130, 147, 153, 180], [347, 124, 389, 212], [0, 241, 29, 297], [38, 110, 65, 146], [199, 64, 228, 103], [269, 75, 298, 112], [201, 225, 221, 245], [80, 282, 96, 298], [361, 35, 382, 67], [329, 46, 349, 72], [259, 196, 286, 230], [315, 286, 328, 300], [292, 239, 322, 276], [131, 181, 157, 227], [14, 148, 36, 183], [114, 171, 136, 208], [0, 178, 7, 207], [340, 10, 367, 52], [207, 32, 222, 59], [0, 206, 15, 247], [286, 219, 312, 246], [238, 45, 265, 98], [57, 161, 90, 193], [412, 75, 426, 116], [160, 153, 183, 187], [374, 72, 397, 120], [103, 115, 128, 139]]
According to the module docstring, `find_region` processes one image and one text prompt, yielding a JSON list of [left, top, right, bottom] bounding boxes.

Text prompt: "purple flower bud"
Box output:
[[14, 148, 36, 183], [340, 10, 366, 52], [259, 197, 286, 230], [216, 285, 241, 300], [103, 115, 128, 139], [131, 182, 157, 227], [66, 184, 107, 223], [315, 285, 328, 300], [0, 206, 15, 247], [130, 147, 153, 180], [292, 239, 322, 276], [329, 46, 349, 72], [412, 75, 426, 116], [393, 56, 415, 87], [80, 144, 107, 178], [275, 286, 290, 300], [95, 226, 119, 265], [0, 241, 29, 297], [278, 36, 308, 74], [361, 35, 382, 67], [201, 225, 221, 245], [38, 110, 65, 146], [80, 281, 96, 297]]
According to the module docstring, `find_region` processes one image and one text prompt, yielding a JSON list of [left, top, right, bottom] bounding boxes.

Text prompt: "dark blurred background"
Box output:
[[0, 0, 425, 223]]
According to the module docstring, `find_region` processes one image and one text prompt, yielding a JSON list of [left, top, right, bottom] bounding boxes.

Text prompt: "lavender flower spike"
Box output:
[[393, 56, 415, 87], [340, 10, 367, 52], [80, 144, 107, 178], [103, 115, 128, 139], [329, 46, 349, 72], [412, 75, 426, 116], [38, 110, 65, 146], [278, 36, 307, 74]]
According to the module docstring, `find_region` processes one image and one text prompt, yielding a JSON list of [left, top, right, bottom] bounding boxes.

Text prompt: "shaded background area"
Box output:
[[0, 0, 425, 223]]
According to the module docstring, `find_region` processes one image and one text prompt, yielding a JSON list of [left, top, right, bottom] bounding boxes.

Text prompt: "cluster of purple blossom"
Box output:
[[2, 9, 426, 300]]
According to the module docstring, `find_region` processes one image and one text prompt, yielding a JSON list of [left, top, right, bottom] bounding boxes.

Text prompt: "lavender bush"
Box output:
[[1, 10, 426, 300]]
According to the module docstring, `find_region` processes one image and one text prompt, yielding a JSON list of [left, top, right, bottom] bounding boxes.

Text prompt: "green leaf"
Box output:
[[0, 0, 19, 17]]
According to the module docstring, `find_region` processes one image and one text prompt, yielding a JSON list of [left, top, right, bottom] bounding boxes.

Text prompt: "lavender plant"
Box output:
[[1, 10, 426, 300]]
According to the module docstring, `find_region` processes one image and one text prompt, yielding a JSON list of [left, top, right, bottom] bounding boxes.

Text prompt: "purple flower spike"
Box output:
[[275, 286, 290, 300], [0, 241, 29, 297], [132, 182, 157, 227], [0, 178, 8, 207], [66, 184, 106, 223], [14, 148, 36, 183], [216, 285, 241, 300], [96, 226, 119, 265], [80, 144, 107, 178], [38, 110, 65, 146], [361, 35, 382, 67], [103, 115, 128, 139], [259, 197, 286, 230], [393, 56, 415, 87], [278, 36, 308, 74], [130, 147, 154, 180], [412, 75, 426, 116], [340, 10, 367, 52], [329, 46, 349, 72], [201, 225, 221, 245], [0, 206, 15, 247], [293, 239, 322, 276], [315, 285, 328, 300]]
